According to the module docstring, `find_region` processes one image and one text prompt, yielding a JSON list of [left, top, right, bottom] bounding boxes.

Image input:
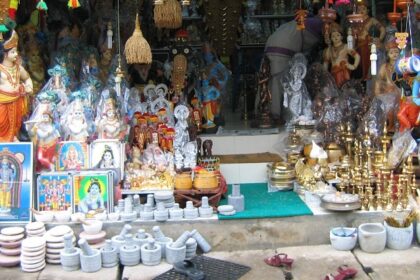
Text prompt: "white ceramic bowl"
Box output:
[[71, 212, 86, 223], [94, 212, 108, 221], [82, 220, 103, 235], [34, 211, 54, 223], [54, 211, 71, 223], [329, 227, 358, 251], [108, 212, 120, 221]]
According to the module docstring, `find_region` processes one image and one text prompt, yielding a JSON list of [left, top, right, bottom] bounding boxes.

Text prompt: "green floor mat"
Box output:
[[218, 183, 313, 220]]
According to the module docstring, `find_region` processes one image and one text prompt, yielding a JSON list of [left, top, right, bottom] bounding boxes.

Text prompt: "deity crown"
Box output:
[[4, 30, 18, 50]]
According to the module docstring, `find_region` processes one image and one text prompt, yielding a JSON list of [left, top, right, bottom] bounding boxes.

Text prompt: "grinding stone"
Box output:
[[21, 261, 46, 272], [0, 239, 22, 249], [46, 258, 61, 264], [219, 209, 236, 216], [21, 237, 46, 249], [79, 230, 106, 243], [0, 233, 24, 242], [21, 249, 45, 258], [154, 191, 174, 200], [0, 254, 20, 267], [25, 222, 45, 231], [47, 225, 72, 237], [0, 246, 21, 256], [46, 253, 61, 260], [1, 227, 24, 236], [20, 255, 45, 264]]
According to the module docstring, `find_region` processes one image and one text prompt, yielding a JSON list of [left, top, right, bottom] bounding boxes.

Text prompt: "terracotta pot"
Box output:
[[397, 0, 413, 12]]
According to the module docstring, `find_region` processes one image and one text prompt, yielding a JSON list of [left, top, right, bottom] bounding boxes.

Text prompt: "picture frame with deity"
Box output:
[[72, 171, 114, 215], [56, 141, 89, 171], [36, 172, 73, 212], [89, 139, 124, 174], [0, 143, 33, 223]]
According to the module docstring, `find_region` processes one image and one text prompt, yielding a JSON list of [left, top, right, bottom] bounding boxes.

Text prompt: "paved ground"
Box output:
[[1, 245, 420, 279]]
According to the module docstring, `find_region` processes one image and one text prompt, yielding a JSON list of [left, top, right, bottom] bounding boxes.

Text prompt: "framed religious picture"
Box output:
[[36, 172, 73, 212], [0, 143, 33, 223], [56, 141, 89, 171], [89, 140, 124, 174], [72, 171, 114, 215]]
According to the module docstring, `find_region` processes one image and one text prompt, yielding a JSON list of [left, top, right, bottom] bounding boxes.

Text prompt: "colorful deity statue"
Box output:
[[0, 30, 33, 142], [0, 156, 15, 213], [198, 72, 221, 129], [96, 98, 126, 140], [323, 24, 360, 88], [60, 99, 90, 142]]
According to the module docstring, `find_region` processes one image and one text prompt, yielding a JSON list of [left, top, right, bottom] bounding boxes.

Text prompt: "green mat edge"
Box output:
[[218, 183, 313, 220]]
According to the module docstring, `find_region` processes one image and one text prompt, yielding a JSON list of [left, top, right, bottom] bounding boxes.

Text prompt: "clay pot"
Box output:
[[384, 221, 413, 250], [174, 173, 193, 190], [358, 223, 386, 253], [387, 12, 402, 26], [397, 0, 413, 12]]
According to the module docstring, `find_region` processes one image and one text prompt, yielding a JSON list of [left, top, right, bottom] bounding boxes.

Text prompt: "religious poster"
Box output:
[[72, 171, 113, 215], [37, 173, 72, 212], [0, 143, 33, 223], [89, 139, 124, 174], [56, 141, 89, 171]]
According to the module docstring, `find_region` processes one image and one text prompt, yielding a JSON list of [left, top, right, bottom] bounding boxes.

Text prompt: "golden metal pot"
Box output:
[[325, 143, 344, 163]]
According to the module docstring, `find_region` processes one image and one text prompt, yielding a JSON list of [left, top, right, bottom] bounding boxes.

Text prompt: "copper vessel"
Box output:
[[387, 12, 402, 27]]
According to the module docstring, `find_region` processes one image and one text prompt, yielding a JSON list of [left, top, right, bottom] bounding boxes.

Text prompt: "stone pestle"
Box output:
[[141, 238, 161, 266], [119, 224, 132, 238], [184, 201, 199, 219], [63, 233, 75, 254], [154, 202, 169, 222], [228, 184, 245, 212], [172, 231, 191, 248], [79, 238, 94, 256], [152, 226, 172, 258], [191, 229, 211, 253], [152, 226, 166, 241], [147, 194, 155, 208], [169, 203, 184, 220], [112, 224, 132, 252]]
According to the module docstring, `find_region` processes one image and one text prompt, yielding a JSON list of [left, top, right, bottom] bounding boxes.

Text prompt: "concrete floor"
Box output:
[[3, 244, 419, 279]]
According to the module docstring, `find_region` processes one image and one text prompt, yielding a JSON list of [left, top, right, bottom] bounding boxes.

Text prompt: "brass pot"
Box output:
[[325, 143, 344, 163]]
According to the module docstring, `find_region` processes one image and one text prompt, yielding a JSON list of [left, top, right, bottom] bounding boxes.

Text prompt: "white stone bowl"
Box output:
[[82, 220, 103, 235], [329, 227, 358, 251], [71, 212, 86, 223], [54, 211, 71, 223], [108, 212, 120, 222], [94, 212, 108, 221], [34, 211, 54, 223]]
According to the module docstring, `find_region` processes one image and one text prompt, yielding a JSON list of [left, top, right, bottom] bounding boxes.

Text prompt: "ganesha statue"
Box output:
[[60, 99, 90, 142]]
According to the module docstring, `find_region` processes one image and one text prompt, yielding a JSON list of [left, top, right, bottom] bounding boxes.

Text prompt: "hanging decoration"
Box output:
[[181, 0, 190, 6], [124, 14, 152, 64], [0, 0, 9, 36], [335, 0, 351, 6], [387, 0, 402, 27], [318, 0, 337, 35], [396, 0, 413, 17], [346, 1, 364, 40], [154, 0, 164, 5], [36, 0, 48, 11], [107, 22, 113, 49], [295, 0, 308, 30], [347, 27, 354, 49], [154, 0, 182, 29], [68, 0, 81, 9], [395, 32, 409, 50], [8, 0, 19, 20], [370, 43, 377, 76], [171, 54, 187, 95]]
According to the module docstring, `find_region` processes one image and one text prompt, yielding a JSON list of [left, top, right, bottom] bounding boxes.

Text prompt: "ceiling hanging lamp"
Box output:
[[388, 0, 402, 27]]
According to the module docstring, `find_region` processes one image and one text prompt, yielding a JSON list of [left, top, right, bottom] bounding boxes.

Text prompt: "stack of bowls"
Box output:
[[33, 211, 54, 223], [79, 220, 106, 250], [20, 236, 46, 272], [267, 162, 295, 191], [45, 225, 75, 264], [154, 191, 175, 208], [0, 226, 24, 267], [25, 222, 46, 237]]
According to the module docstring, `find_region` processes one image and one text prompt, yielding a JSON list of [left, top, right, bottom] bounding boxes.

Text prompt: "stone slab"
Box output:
[[207, 245, 369, 280], [122, 262, 172, 280], [353, 247, 420, 280], [0, 267, 40, 280], [38, 265, 119, 280]]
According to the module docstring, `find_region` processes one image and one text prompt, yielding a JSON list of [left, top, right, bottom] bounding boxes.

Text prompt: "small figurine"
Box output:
[[0, 30, 33, 142], [256, 56, 273, 127], [323, 24, 360, 88], [96, 98, 126, 140], [198, 72, 220, 129], [174, 105, 190, 149], [61, 99, 90, 142], [27, 108, 61, 172], [282, 54, 313, 125]]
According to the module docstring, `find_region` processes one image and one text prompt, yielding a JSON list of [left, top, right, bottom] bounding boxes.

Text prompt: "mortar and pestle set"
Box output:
[[78, 219, 106, 250]]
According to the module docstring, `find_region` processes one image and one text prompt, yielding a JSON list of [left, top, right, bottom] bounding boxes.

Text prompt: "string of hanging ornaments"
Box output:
[[153, 0, 188, 29]]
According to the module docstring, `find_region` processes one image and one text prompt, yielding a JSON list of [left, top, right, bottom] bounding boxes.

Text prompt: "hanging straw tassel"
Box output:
[[68, 0, 81, 9], [154, 0, 182, 29], [124, 14, 152, 64], [37, 0, 48, 11]]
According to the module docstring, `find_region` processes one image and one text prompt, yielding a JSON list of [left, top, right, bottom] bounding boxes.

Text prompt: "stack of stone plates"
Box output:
[[154, 191, 175, 208], [20, 236, 46, 272], [25, 222, 46, 237], [79, 230, 106, 250], [45, 225, 75, 264], [0, 227, 24, 267]]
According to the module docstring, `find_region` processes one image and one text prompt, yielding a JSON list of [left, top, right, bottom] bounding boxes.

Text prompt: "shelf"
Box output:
[[249, 14, 295, 19], [238, 43, 266, 49], [121, 189, 174, 195]]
